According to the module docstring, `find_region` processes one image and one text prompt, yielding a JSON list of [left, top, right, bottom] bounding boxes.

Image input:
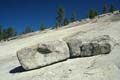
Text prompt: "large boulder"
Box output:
[[17, 40, 70, 70], [66, 35, 112, 57]]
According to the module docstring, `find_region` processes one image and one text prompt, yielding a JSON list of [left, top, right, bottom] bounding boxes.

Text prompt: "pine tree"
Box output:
[[24, 26, 33, 34], [88, 9, 95, 19], [94, 10, 98, 16], [40, 24, 46, 31], [71, 13, 76, 22], [103, 5, 107, 14], [109, 5, 115, 13], [0, 25, 3, 41], [63, 18, 69, 26], [56, 6, 64, 27], [6, 27, 16, 38], [0, 25, 2, 33], [2, 29, 7, 40], [88, 9, 98, 19]]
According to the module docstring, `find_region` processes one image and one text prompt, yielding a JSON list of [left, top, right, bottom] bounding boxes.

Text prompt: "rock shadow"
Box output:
[[9, 66, 26, 74]]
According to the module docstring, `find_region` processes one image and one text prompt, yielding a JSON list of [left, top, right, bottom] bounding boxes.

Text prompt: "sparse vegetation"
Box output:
[[6, 27, 16, 38], [88, 9, 98, 19], [24, 26, 33, 34], [63, 18, 69, 26], [0, 4, 118, 42], [71, 13, 76, 22], [109, 5, 115, 13], [56, 6, 65, 27], [0, 25, 3, 41], [0, 26, 16, 41], [40, 24, 46, 31], [103, 5, 107, 14], [52, 23, 59, 29]]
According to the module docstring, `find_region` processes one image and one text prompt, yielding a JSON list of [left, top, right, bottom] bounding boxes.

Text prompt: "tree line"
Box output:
[[55, 4, 116, 28], [0, 4, 117, 41], [0, 24, 48, 41], [88, 4, 115, 19], [0, 26, 16, 40]]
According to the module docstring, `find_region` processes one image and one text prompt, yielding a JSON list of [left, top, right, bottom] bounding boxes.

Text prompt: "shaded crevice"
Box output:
[[37, 48, 52, 54]]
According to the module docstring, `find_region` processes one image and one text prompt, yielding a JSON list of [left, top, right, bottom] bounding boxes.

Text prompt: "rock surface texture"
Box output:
[[17, 40, 70, 70], [80, 42, 111, 57], [66, 39, 82, 58]]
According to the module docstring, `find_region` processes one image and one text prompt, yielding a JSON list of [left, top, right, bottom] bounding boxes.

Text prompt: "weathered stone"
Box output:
[[99, 42, 111, 54], [17, 40, 70, 70], [80, 43, 93, 57], [66, 39, 82, 58], [80, 42, 111, 57], [92, 43, 101, 55]]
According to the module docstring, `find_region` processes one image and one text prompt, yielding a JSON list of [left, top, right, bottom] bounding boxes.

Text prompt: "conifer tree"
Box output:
[[6, 27, 16, 38], [94, 10, 98, 16], [103, 5, 107, 14], [56, 6, 64, 27], [40, 24, 46, 31], [24, 26, 33, 34], [71, 13, 76, 22], [64, 18, 69, 26], [0, 25, 3, 41], [109, 5, 115, 13], [88, 9, 95, 19], [88, 9, 98, 19]]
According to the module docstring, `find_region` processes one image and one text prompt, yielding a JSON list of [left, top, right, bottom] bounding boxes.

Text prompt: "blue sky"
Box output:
[[0, 0, 120, 33]]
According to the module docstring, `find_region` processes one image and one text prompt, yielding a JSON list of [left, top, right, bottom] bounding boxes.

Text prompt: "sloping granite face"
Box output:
[[17, 35, 112, 70]]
